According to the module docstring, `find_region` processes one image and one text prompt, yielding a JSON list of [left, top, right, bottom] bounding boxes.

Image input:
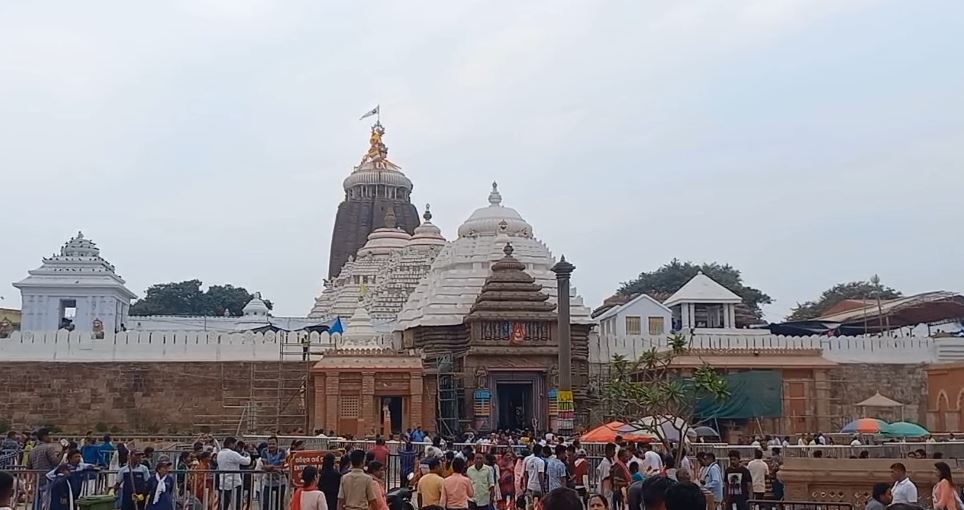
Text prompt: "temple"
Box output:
[[8, 116, 964, 438], [305, 180, 594, 435], [14, 232, 136, 334], [309, 204, 445, 328], [327, 122, 420, 280]]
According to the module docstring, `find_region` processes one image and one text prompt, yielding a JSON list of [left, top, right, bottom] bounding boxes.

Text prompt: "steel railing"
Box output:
[[4, 469, 333, 510]]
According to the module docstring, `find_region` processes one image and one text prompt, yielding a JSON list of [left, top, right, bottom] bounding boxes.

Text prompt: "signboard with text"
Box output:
[[289, 450, 330, 487]]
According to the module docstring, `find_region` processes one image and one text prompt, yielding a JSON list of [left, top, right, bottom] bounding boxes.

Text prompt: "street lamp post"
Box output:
[[551, 255, 575, 435]]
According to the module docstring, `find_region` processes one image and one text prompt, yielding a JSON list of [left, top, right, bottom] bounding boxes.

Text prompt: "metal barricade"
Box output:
[[1, 448, 22, 469], [4, 469, 300, 510], [748, 500, 854, 510]]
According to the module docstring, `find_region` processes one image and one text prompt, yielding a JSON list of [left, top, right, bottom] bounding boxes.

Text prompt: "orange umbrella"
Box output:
[[580, 421, 656, 442]]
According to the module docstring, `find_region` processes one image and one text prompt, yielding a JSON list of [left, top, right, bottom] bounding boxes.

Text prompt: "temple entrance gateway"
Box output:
[[381, 396, 404, 433], [497, 383, 532, 431]]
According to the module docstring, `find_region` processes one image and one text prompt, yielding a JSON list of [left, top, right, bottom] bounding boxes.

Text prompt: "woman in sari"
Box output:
[[497, 451, 516, 510], [191, 451, 217, 510]]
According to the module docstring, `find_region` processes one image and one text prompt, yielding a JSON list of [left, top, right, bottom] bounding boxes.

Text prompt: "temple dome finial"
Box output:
[[457, 182, 533, 239], [488, 182, 502, 206], [423, 204, 432, 221]]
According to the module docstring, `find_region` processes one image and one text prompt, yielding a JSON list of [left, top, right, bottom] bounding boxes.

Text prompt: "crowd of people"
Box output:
[[2, 428, 963, 510]]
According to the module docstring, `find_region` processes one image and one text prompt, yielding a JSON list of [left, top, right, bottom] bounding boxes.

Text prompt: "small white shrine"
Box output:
[[13, 232, 136, 333], [664, 271, 742, 330]]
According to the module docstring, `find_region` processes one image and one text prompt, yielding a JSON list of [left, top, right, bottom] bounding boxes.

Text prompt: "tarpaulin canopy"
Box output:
[[581, 421, 655, 443], [696, 370, 783, 419]]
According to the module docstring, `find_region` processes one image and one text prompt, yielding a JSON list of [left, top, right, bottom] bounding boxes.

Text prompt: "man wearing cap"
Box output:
[[146, 457, 175, 510], [116, 451, 151, 510]]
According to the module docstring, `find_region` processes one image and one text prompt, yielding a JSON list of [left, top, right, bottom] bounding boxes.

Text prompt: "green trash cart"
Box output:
[[77, 494, 117, 510]]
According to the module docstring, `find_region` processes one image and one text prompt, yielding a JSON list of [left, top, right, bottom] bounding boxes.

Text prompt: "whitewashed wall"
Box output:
[[589, 332, 964, 364], [0, 330, 392, 362]]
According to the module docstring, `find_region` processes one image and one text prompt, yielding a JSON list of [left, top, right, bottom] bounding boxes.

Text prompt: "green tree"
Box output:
[[129, 280, 272, 316], [788, 277, 901, 321], [601, 333, 728, 463], [617, 259, 772, 323]]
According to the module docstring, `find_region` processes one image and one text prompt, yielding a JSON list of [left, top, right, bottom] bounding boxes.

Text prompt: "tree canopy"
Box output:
[[787, 277, 901, 321], [600, 333, 728, 461], [617, 259, 772, 321], [129, 280, 272, 317]]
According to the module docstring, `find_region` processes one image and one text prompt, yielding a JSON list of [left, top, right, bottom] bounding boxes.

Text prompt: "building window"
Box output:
[[625, 316, 642, 335], [648, 316, 664, 335], [342, 396, 360, 418]]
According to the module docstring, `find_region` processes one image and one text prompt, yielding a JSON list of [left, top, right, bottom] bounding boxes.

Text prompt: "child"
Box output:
[[629, 462, 644, 483]]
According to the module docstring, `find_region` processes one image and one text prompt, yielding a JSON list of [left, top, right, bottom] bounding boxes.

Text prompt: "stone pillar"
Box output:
[[361, 372, 375, 434], [552, 256, 575, 436], [727, 304, 736, 329], [814, 369, 831, 432], [409, 374, 424, 429], [312, 374, 327, 432], [325, 373, 339, 431]]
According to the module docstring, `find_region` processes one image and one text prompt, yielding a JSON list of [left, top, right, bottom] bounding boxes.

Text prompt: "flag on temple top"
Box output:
[[329, 316, 344, 334], [359, 106, 379, 120]]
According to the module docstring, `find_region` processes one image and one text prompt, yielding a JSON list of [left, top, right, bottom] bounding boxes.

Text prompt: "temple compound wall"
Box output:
[[780, 457, 964, 506], [829, 363, 928, 424], [1, 361, 310, 433]]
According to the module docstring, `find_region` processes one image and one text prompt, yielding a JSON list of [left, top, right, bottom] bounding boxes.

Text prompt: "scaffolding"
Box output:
[[190, 333, 320, 434], [435, 353, 464, 438]]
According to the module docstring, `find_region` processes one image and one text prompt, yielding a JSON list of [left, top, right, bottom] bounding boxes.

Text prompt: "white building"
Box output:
[[396, 182, 593, 330], [308, 205, 446, 329], [664, 271, 742, 330], [14, 232, 136, 333], [595, 293, 672, 337]]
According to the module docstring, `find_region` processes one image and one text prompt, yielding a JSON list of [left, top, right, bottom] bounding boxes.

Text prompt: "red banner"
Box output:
[[289, 450, 330, 487]]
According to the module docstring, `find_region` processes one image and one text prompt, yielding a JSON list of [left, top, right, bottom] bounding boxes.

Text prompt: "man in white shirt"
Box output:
[[746, 450, 769, 500], [596, 444, 616, 500], [850, 436, 862, 447], [890, 462, 918, 505], [640, 443, 663, 474], [216, 437, 251, 510], [425, 437, 444, 460], [523, 444, 547, 509]]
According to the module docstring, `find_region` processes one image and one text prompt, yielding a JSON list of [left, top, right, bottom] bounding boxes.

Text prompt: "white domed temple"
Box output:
[[14, 231, 136, 334], [396, 182, 592, 330], [307, 178, 595, 436], [308, 204, 446, 328]]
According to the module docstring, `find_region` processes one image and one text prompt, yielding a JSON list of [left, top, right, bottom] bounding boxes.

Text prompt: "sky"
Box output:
[[2, 0, 963, 320]]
